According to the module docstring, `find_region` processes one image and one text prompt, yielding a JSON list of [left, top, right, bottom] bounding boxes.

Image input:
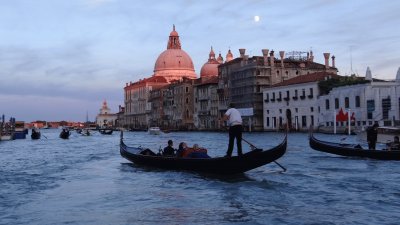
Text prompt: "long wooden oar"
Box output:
[[241, 137, 287, 172]]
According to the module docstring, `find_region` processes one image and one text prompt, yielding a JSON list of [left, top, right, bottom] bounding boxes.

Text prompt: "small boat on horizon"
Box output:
[[59, 128, 70, 139], [148, 127, 161, 135], [31, 128, 41, 140], [99, 129, 113, 135]]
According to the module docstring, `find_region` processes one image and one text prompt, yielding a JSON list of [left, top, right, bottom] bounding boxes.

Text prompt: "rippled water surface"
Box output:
[[1, 129, 399, 225]]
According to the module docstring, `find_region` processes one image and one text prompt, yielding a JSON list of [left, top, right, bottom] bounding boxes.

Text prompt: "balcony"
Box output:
[[270, 98, 275, 102], [264, 99, 269, 103], [308, 95, 314, 99], [277, 97, 282, 102], [284, 97, 290, 101], [292, 96, 298, 100], [300, 95, 306, 100]]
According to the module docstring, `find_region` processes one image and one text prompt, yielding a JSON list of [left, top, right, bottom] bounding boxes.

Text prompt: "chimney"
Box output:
[[279, 51, 285, 68], [323, 53, 330, 69], [239, 48, 246, 58], [331, 55, 336, 68], [365, 67, 372, 80], [262, 49, 269, 66], [270, 50, 275, 68]]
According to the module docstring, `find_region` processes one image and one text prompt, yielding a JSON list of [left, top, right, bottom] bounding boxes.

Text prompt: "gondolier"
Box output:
[[221, 103, 243, 157]]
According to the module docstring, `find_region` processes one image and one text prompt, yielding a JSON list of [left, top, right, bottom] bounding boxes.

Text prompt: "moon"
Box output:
[[254, 15, 260, 22]]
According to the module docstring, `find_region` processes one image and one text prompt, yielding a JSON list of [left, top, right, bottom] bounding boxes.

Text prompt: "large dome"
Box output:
[[153, 25, 197, 81], [154, 49, 195, 73]]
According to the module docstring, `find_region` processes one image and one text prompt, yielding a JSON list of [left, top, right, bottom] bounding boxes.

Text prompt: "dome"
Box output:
[[153, 25, 197, 81], [200, 47, 220, 77], [154, 49, 195, 72], [200, 63, 219, 77]]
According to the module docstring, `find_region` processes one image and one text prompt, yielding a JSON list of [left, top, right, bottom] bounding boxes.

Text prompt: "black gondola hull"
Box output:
[[120, 132, 287, 174], [309, 132, 400, 160], [31, 132, 41, 140], [59, 131, 70, 139]]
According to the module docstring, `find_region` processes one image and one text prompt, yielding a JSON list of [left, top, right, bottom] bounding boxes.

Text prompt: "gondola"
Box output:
[[59, 129, 70, 139], [120, 131, 287, 175], [31, 129, 41, 140], [309, 130, 400, 160], [99, 129, 113, 135]]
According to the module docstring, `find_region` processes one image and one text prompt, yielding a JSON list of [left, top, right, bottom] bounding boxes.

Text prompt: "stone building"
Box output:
[[263, 72, 339, 131], [193, 76, 219, 130], [161, 77, 195, 130], [96, 100, 118, 127], [124, 76, 168, 130], [218, 49, 338, 131], [193, 47, 221, 130], [123, 25, 197, 129], [318, 79, 400, 131]]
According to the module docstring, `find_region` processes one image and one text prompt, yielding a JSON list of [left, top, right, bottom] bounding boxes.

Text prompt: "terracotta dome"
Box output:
[[200, 47, 220, 77], [153, 25, 197, 81]]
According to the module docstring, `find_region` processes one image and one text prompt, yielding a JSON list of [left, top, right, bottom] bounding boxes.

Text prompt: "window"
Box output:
[[186, 98, 189, 104], [185, 87, 189, 93], [345, 97, 349, 108], [302, 116, 307, 127], [382, 97, 391, 119], [310, 107, 314, 112], [325, 99, 330, 110], [335, 98, 339, 109], [355, 96, 360, 107]]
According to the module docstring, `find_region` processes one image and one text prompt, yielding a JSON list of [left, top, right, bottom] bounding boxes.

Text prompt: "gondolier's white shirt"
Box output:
[[225, 108, 242, 126]]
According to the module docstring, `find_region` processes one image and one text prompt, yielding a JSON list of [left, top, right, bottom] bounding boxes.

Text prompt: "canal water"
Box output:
[[1, 129, 399, 225]]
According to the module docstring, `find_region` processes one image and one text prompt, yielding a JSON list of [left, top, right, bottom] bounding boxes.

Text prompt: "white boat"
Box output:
[[0, 134, 13, 141], [148, 127, 161, 135], [357, 126, 400, 144], [81, 128, 91, 136]]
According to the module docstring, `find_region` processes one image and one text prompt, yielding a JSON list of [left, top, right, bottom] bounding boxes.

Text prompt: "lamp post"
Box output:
[[347, 109, 351, 135], [333, 110, 336, 134]]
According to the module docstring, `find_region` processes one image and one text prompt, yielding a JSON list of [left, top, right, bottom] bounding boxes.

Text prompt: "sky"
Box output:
[[1, 0, 399, 122]]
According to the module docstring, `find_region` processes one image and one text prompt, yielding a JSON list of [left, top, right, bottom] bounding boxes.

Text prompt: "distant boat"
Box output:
[[148, 127, 161, 135], [0, 133, 13, 141], [43, 122, 50, 129], [357, 126, 400, 144], [13, 121, 27, 139], [31, 128, 41, 140], [81, 129, 91, 136], [59, 128, 70, 139], [99, 129, 113, 135]]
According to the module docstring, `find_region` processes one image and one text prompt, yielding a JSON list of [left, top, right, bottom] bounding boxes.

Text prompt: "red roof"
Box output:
[[273, 72, 340, 87]]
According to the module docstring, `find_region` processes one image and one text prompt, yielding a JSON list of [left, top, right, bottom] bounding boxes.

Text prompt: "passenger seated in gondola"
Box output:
[[181, 144, 211, 158], [387, 136, 400, 151], [140, 148, 156, 156], [177, 142, 188, 157], [163, 140, 175, 156]]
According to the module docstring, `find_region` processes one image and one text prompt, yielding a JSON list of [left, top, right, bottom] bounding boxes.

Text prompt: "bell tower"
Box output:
[[167, 25, 181, 50]]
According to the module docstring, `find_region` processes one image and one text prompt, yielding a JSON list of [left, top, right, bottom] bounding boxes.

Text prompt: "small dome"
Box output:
[[200, 46, 221, 77], [200, 63, 219, 77], [226, 49, 233, 62]]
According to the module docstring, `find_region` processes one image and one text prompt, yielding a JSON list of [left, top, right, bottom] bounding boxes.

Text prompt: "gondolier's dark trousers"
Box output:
[[227, 125, 243, 156]]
